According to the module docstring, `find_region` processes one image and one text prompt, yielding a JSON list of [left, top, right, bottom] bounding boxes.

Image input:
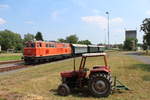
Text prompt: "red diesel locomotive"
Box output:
[[24, 41, 72, 64]]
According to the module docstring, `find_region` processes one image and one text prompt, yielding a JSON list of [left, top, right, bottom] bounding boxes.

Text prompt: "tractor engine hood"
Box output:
[[60, 70, 86, 78], [60, 71, 75, 78]]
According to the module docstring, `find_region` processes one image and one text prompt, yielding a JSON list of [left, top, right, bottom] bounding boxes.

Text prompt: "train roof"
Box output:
[[72, 44, 88, 47], [97, 45, 105, 47], [25, 41, 70, 44], [88, 45, 99, 47]]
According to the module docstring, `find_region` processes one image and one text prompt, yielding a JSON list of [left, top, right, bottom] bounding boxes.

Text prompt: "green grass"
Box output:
[[0, 99, 6, 100], [136, 50, 150, 56], [0, 51, 150, 100], [0, 53, 22, 61]]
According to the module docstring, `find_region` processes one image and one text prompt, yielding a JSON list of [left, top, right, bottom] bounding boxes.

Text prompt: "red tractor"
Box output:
[[57, 53, 112, 97]]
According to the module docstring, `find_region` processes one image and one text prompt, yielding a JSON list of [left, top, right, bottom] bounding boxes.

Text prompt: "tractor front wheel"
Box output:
[[57, 84, 70, 96], [89, 73, 112, 97]]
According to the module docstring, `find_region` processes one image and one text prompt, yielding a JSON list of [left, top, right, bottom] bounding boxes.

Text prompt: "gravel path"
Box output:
[[125, 52, 150, 64]]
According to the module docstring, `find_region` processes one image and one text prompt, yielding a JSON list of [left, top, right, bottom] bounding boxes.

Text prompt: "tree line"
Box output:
[[0, 30, 92, 52], [0, 30, 43, 51], [57, 34, 91, 45]]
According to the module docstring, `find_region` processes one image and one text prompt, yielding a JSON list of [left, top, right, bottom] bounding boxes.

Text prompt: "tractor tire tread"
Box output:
[[57, 83, 70, 96], [89, 73, 112, 97]]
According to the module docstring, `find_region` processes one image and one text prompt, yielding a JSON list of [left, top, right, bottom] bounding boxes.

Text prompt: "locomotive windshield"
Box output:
[[25, 42, 35, 48]]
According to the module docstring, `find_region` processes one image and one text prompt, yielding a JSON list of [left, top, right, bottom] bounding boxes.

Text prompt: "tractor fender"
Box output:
[[90, 66, 111, 74]]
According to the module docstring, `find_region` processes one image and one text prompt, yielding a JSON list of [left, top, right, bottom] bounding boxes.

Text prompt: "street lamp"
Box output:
[[106, 11, 109, 48]]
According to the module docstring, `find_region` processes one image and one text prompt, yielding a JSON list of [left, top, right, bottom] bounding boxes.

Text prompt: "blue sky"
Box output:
[[0, 0, 150, 44]]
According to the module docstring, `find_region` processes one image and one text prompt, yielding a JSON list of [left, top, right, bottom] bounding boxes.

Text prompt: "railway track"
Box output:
[[0, 60, 28, 72], [0, 60, 23, 65], [0, 65, 29, 72], [0, 57, 79, 73]]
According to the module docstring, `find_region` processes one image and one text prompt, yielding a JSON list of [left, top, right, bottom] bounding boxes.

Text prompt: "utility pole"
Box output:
[[104, 29, 106, 46], [106, 11, 110, 49]]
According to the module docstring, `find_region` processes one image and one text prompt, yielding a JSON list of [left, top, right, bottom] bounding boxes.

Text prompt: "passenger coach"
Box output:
[[71, 44, 88, 55]]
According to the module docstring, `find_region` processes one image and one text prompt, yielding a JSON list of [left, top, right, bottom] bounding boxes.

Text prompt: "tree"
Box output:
[[57, 34, 92, 44], [57, 38, 66, 43], [117, 44, 123, 50], [66, 34, 78, 43], [78, 40, 92, 45], [0, 30, 23, 51], [123, 38, 137, 51], [24, 33, 35, 43], [35, 32, 44, 41], [14, 33, 23, 51], [141, 18, 150, 54]]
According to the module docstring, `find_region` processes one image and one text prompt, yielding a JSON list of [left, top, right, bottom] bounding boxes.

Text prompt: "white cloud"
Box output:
[[81, 16, 107, 28], [24, 21, 34, 24], [111, 17, 123, 24], [51, 9, 68, 20], [0, 18, 6, 25], [81, 16, 124, 29], [81, 16, 106, 23], [51, 11, 60, 19], [0, 4, 9, 8], [146, 10, 150, 15]]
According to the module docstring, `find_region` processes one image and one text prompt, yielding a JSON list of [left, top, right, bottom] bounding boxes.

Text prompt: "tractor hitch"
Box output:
[[113, 76, 130, 91]]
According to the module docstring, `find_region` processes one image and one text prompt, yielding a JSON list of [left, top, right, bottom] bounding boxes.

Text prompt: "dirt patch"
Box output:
[[0, 91, 22, 100], [0, 91, 45, 100]]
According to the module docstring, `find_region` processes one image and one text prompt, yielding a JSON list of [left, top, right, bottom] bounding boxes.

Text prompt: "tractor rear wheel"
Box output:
[[89, 73, 112, 97], [57, 84, 70, 96]]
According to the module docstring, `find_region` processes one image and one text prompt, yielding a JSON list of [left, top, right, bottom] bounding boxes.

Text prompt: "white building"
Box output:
[[0, 45, 1, 52]]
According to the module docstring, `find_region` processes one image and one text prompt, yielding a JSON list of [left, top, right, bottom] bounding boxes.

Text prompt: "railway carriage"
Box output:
[[88, 45, 99, 53], [97, 46, 105, 52], [71, 44, 88, 55]]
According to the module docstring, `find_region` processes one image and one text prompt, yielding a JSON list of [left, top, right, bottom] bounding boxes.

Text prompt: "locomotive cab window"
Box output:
[[49, 44, 55, 48], [25, 43, 35, 48], [31, 43, 35, 48], [63, 44, 67, 48], [37, 43, 42, 47], [46, 44, 49, 48], [25, 43, 29, 47]]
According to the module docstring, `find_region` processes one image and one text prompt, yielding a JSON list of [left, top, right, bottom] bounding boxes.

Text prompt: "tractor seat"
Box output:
[[93, 66, 106, 69]]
